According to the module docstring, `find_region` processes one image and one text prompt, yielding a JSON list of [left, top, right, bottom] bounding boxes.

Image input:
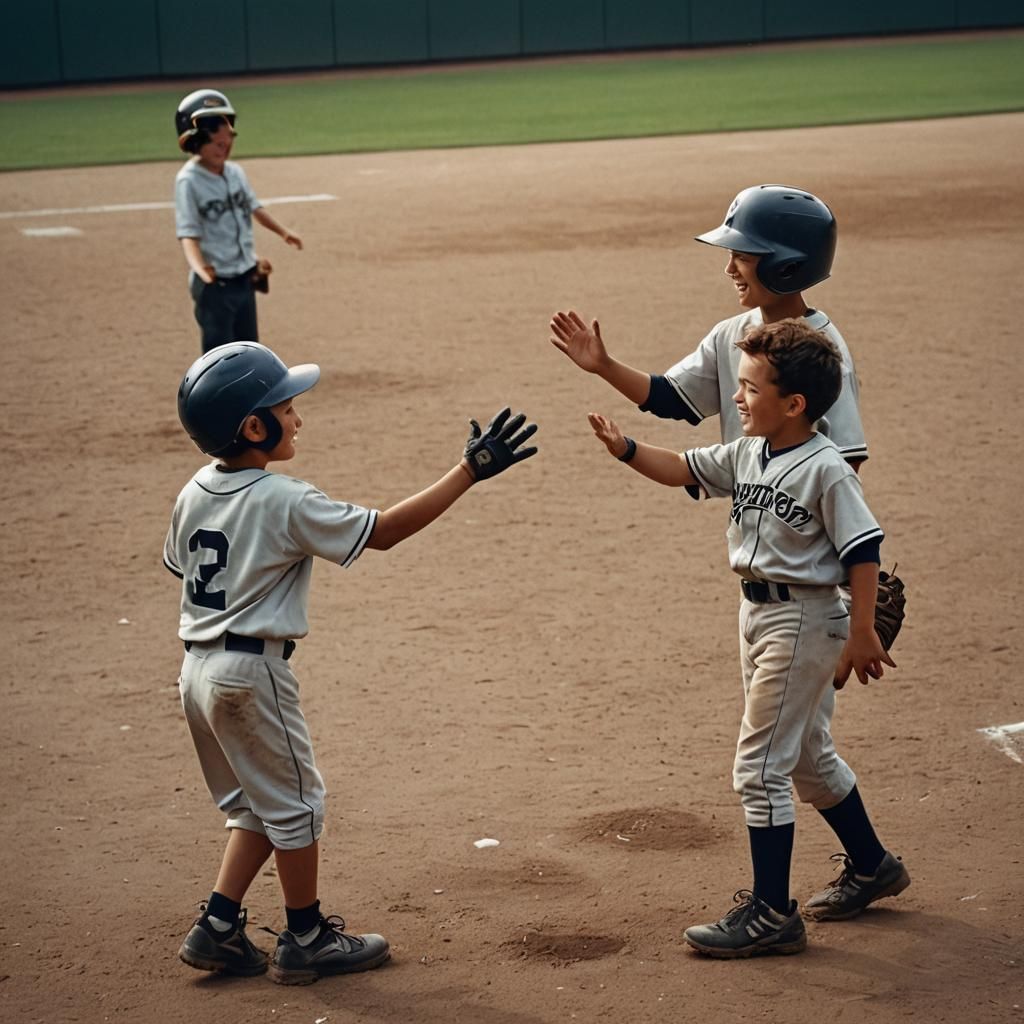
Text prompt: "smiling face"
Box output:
[[733, 352, 809, 448], [725, 251, 774, 311], [195, 117, 236, 174], [723, 250, 809, 323], [265, 397, 302, 462], [217, 397, 304, 470]]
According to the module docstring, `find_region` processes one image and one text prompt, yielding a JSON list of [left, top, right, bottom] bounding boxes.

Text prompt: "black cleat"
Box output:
[[804, 851, 910, 921], [684, 890, 807, 959], [268, 915, 390, 986], [179, 907, 269, 976]]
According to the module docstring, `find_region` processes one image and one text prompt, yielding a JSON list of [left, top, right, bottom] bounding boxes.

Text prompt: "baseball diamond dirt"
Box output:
[[1, 112, 1021, 1022]]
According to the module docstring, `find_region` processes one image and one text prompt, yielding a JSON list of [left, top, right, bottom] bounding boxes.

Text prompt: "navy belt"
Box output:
[[741, 580, 791, 603], [741, 580, 841, 603], [184, 631, 295, 659]]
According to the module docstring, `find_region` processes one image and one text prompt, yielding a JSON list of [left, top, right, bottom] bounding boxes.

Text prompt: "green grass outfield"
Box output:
[[1, 32, 1021, 171]]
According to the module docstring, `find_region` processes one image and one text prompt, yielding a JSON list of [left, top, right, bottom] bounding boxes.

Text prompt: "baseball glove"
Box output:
[[252, 258, 272, 294], [874, 566, 906, 651], [463, 407, 538, 481]]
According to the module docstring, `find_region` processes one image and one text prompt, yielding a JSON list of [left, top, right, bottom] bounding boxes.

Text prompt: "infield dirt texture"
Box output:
[[1, 112, 1022, 1022]]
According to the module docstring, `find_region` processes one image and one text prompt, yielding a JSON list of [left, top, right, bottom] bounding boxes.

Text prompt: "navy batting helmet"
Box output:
[[175, 88, 237, 153], [177, 342, 320, 456], [695, 184, 836, 294]]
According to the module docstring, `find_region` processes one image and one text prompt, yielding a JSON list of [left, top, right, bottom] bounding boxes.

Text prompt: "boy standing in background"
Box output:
[[175, 89, 303, 352]]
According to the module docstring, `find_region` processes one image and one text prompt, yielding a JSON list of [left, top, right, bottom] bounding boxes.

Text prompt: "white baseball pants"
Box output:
[[733, 593, 857, 828], [179, 645, 325, 849]]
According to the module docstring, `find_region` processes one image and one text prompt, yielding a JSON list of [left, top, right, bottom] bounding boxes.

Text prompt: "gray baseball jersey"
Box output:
[[164, 464, 378, 641], [664, 310, 868, 461], [685, 432, 883, 585], [175, 158, 262, 279]]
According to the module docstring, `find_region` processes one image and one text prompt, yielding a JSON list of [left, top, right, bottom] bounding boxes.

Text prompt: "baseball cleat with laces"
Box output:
[[804, 850, 910, 921], [268, 914, 390, 985], [683, 890, 807, 958]]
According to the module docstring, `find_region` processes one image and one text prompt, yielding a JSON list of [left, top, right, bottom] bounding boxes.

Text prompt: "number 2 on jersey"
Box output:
[[188, 529, 229, 610]]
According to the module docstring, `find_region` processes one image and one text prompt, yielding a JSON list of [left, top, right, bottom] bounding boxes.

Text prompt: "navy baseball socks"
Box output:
[[684, 823, 807, 958], [267, 902, 390, 985], [748, 822, 794, 916], [178, 894, 269, 976], [684, 791, 911, 955]]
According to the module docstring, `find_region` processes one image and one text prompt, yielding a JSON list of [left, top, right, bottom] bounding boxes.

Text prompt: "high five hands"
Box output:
[[550, 310, 609, 374], [463, 407, 538, 482]]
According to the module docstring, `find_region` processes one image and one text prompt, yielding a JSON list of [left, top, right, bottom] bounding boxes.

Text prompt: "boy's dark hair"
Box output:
[[737, 319, 842, 423]]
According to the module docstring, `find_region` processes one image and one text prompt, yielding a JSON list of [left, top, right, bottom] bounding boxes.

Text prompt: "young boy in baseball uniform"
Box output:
[[550, 183, 867, 468], [588, 319, 909, 958], [551, 184, 907, 912], [165, 342, 537, 983], [175, 89, 303, 353]]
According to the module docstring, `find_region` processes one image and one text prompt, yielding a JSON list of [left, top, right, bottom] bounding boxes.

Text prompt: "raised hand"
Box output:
[[587, 412, 628, 459], [549, 310, 609, 374]]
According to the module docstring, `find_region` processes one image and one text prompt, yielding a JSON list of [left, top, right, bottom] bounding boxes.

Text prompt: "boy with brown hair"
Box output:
[[588, 319, 909, 958]]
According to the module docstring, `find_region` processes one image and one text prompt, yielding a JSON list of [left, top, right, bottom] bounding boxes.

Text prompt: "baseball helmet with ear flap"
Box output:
[[175, 88, 237, 153], [177, 342, 319, 456], [695, 184, 837, 295]]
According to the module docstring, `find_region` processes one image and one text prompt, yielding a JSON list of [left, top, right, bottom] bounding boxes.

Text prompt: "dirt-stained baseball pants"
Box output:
[[179, 642, 325, 849], [733, 591, 857, 828]]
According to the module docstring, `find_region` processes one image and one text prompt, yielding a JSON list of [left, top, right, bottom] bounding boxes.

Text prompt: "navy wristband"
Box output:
[[618, 437, 637, 463]]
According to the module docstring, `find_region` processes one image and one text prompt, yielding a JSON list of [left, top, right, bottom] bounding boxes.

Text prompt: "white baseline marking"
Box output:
[[22, 226, 83, 237], [977, 721, 1024, 764], [0, 193, 337, 221]]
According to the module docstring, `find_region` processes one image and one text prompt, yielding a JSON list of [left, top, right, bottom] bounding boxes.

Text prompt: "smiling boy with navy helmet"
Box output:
[[550, 186, 913, 935], [166, 341, 538, 983], [550, 184, 867, 469]]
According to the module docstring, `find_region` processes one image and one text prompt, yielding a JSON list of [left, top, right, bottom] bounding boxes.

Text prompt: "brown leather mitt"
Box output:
[[874, 567, 906, 651]]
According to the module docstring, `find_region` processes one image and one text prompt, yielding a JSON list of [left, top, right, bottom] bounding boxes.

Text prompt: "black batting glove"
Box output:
[[463, 407, 538, 481]]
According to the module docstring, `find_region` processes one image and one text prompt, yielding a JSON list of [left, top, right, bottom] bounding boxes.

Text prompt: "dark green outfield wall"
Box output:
[[2, 0, 1021, 88]]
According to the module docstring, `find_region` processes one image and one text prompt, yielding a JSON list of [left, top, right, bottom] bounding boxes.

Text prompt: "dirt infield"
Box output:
[[1, 113, 1022, 1023]]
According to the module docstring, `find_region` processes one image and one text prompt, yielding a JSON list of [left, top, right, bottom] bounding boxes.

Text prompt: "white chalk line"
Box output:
[[977, 721, 1024, 764], [1, 193, 337, 221], [22, 226, 83, 237]]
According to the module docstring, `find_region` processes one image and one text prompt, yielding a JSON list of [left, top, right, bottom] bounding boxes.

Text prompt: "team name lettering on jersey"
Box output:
[[731, 482, 812, 529], [200, 189, 253, 222]]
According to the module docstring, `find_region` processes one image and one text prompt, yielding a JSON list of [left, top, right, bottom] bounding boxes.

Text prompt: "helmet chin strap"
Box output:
[[208, 409, 282, 457], [251, 408, 283, 452]]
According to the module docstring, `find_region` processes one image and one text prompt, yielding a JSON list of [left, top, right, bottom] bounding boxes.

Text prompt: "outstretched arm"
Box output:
[[588, 413, 697, 488], [366, 463, 474, 550], [254, 207, 303, 249], [550, 310, 652, 405], [834, 561, 897, 688], [367, 408, 538, 550]]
